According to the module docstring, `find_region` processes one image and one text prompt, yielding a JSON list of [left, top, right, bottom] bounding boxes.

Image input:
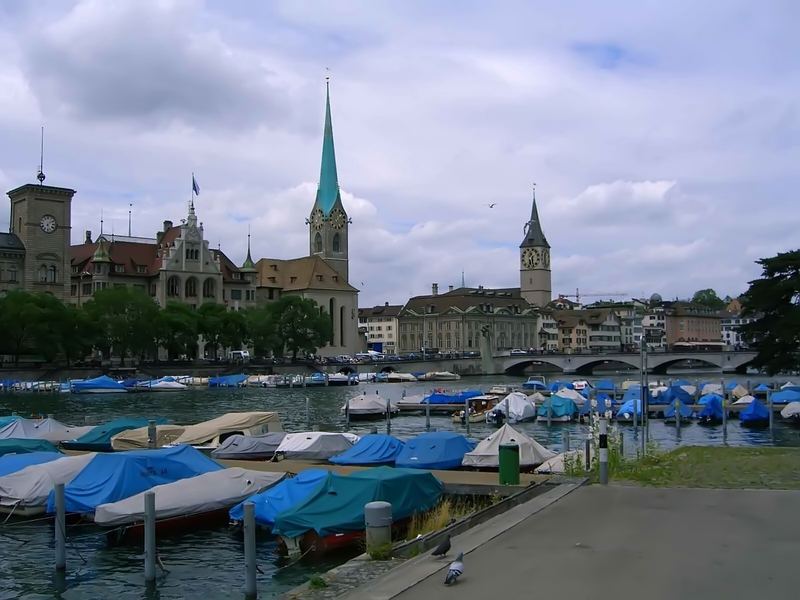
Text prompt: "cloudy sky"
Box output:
[[1, 0, 797, 306]]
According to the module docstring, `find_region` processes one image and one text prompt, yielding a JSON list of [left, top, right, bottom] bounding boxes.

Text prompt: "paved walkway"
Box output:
[[347, 485, 800, 600]]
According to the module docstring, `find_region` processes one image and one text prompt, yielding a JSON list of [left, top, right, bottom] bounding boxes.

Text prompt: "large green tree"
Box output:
[[691, 288, 726, 310], [0, 291, 56, 363], [197, 302, 227, 358], [158, 302, 199, 360], [270, 296, 332, 359], [740, 250, 800, 375], [55, 304, 99, 366], [246, 305, 279, 358]]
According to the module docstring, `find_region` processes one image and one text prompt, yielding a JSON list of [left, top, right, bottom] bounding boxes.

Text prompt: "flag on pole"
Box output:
[[192, 174, 200, 196]]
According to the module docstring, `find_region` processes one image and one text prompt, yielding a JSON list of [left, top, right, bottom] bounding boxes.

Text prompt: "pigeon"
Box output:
[[431, 534, 451, 558], [444, 552, 464, 585]]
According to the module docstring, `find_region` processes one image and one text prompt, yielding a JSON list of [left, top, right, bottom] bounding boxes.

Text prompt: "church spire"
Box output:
[[315, 78, 340, 216], [241, 226, 256, 272], [520, 184, 549, 248]]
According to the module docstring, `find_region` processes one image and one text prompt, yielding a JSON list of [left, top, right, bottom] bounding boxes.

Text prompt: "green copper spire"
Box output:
[[241, 229, 256, 272], [315, 80, 340, 216]]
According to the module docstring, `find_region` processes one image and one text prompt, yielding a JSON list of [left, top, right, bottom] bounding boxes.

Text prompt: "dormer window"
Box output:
[[114, 264, 125, 273], [71, 266, 79, 274], [290, 276, 297, 283], [233, 272, 241, 280], [316, 275, 324, 282], [136, 265, 147, 274], [332, 275, 338, 282]]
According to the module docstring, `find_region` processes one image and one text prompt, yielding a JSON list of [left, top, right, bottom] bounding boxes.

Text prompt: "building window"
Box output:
[[82, 283, 92, 295], [316, 275, 324, 282], [39, 265, 48, 282], [231, 289, 242, 300], [136, 265, 147, 274], [167, 276, 180, 297], [268, 277, 276, 283], [202, 278, 215, 298], [46, 265, 56, 283], [268, 288, 275, 300], [290, 276, 297, 284], [71, 266, 79, 274], [114, 264, 125, 273], [185, 277, 198, 297], [332, 233, 340, 253], [70, 284, 77, 296], [314, 233, 322, 253]]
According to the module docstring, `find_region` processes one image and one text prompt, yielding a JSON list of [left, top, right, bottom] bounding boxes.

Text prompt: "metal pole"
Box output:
[[642, 346, 649, 451], [244, 502, 257, 599], [721, 378, 727, 444], [425, 395, 431, 432], [584, 438, 591, 471], [768, 389, 774, 433], [147, 419, 157, 449], [562, 430, 570, 452], [144, 491, 156, 582], [619, 430, 624, 458], [675, 398, 681, 441], [345, 397, 350, 427], [547, 398, 552, 427], [599, 416, 609, 484], [464, 395, 471, 436], [54, 482, 66, 571], [305, 396, 310, 430], [386, 397, 392, 435]]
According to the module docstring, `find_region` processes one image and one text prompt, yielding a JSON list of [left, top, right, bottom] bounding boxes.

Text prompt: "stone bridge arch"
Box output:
[[571, 357, 642, 375], [503, 358, 567, 375], [648, 356, 721, 375]]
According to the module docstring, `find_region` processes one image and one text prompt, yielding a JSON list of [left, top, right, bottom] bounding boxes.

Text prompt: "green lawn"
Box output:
[[616, 446, 800, 489]]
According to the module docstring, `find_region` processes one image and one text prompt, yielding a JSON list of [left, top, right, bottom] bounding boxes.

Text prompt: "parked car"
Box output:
[[509, 349, 527, 356]]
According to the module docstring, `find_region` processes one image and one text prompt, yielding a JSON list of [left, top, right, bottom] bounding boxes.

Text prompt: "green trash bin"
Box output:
[[498, 443, 520, 485]]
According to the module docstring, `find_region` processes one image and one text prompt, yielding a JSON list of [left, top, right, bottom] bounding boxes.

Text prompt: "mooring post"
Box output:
[[385, 397, 392, 435], [675, 398, 682, 439], [464, 395, 471, 436], [144, 491, 156, 583], [546, 399, 552, 427], [345, 397, 350, 427], [54, 482, 66, 572], [147, 419, 157, 449], [562, 430, 570, 452], [619, 430, 624, 458], [244, 502, 257, 598], [364, 501, 392, 556], [599, 416, 609, 485], [305, 396, 311, 430], [768, 389, 774, 432], [425, 396, 431, 432], [584, 437, 591, 471]]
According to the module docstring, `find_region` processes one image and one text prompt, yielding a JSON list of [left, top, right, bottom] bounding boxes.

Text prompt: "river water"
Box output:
[[1, 374, 798, 599]]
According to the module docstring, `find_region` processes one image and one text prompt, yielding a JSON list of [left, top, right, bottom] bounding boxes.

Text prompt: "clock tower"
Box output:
[[7, 182, 74, 301], [519, 187, 551, 307], [307, 80, 349, 283]]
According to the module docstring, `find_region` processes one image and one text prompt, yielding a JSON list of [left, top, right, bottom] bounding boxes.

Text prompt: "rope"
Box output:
[[273, 543, 316, 572]]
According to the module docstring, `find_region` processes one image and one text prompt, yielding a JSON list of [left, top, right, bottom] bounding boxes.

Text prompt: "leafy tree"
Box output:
[[29, 293, 69, 363], [691, 288, 726, 310], [0, 291, 51, 364], [271, 296, 332, 359], [740, 250, 800, 375], [55, 304, 99, 366], [197, 302, 227, 359], [158, 302, 199, 360], [246, 305, 279, 358], [220, 309, 249, 352]]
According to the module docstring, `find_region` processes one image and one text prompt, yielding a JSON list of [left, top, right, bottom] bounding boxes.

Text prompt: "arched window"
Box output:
[[47, 265, 57, 283], [38, 265, 48, 283], [328, 298, 336, 345], [185, 277, 198, 297], [314, 233, 322, 254], [8, 266, 17, 282], [202, 278, 216, 298], [167, 276, 181, 297], [332, 233, 340, 253]]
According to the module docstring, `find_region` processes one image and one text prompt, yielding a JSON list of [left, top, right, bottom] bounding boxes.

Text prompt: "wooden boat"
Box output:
[[450, 395, 497, 424]]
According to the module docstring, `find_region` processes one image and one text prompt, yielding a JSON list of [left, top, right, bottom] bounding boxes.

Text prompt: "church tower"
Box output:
[[308, 80, 349, 283], [519, 187, 551, 307]]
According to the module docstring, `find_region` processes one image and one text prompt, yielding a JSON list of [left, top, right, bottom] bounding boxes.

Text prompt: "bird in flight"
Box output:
[[488, 203, 496, 208]]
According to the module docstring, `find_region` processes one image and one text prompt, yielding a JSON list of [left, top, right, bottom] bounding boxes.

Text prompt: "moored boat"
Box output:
[[395, 431, 474, 470], [780, 402, 800, 426], [71, 375, 127, 394], [462, 424, 555, 469], [521, 376, 547, 391], [134, 376, 188, 392], [170, 412, 283, 450], [62, 417, 168, 452], [328, 372, 358, 386], [342, 392, 398, 420], [274, 432, 359, 460], [417, 371, 461, 381], [739, 398, 770, 428], [329, 434, 404, 466], [210, 432, 287, 460], [485, 392, 537, 426]]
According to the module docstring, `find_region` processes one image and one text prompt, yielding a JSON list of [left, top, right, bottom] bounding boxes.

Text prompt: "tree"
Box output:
[[158, 302, 199, 360], [246, 305, 279, 358], [55, 304, 99, 366], [197, 302, 227, 359], [0, 291, 51, 364], [740, 250, 800, 375], [220, 309, 249, 352], [691, 288, 726, 310], [271, 296, 332, 360]]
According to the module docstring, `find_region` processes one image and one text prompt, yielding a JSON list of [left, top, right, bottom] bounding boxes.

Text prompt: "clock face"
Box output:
[[309, 208, 324, 230], [521, 248, 542, 269], [542, 249, 550, 269], [330, 208, 347, 230], [40, 214, 57, 234]]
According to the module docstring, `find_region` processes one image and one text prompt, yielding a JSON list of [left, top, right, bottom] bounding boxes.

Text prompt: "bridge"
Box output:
[[329, 351, 758, 376]]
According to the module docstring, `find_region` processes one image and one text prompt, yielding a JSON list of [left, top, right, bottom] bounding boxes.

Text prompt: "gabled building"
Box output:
[[359, 303, 403, 354], [663, 301, 722, 348]]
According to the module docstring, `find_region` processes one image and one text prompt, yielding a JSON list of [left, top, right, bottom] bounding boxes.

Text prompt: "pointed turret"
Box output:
[[315, 80, 340, 216], [241, 231, 256, 273], [520, 189, 549, 248]]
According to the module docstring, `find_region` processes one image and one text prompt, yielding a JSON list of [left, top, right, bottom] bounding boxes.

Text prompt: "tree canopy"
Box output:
[[740, 250, 800, 375], [691, 288, 726, 310]]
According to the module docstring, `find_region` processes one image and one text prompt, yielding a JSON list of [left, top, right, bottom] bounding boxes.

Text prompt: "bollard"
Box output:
[[305, 397, 311, 430], [584, 438, 591, 471], [147, 419, 157, 449], [425, 397, 431, 432], [364, 501, 392, 556], [345, 397, 350, 427], [599, 416, 609, 484], [562, 430, 570, 452], [464, 395, 471, 436], [144, 491, 156, 582], [54, 482, 66, 571], [244, 502, 257, 598], [385, 397, 392, 435]]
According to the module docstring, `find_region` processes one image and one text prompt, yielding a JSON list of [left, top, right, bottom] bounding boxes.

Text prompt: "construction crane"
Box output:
[[557, 288, 629, 305]]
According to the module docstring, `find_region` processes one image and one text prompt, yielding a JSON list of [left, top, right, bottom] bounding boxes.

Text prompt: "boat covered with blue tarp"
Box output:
[[537, 395, 577, 421], [663, 400, 694, 422], [46, 445, 222, 514], [594, 379, 615, 391], [329, 434, 404, 466], [548, 380, 574, 392], [395, 432, 474, 470], [272, 467, 443, 540], [698, 395, 724, 424], [208, 374, 248, 388], [0, 451, 63, 477], [0, 416, 21, 429], [753, 383, 771, 392], [62, 417, 168, 451], [616, 398, 643, 421], [698, 393, 723, 405], [229, 469, 328, 527], [580, 393, 612, 415], [654, 385, 693, 406], [740, 398, 770, 427], [0, 438, 60, 457], [421, 390, 482, 405], [771, 389, 800, 404], [71, 375, 127, 394]]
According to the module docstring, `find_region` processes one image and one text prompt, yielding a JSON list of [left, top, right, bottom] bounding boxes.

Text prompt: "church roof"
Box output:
[[520, 191, 549, 248], [401, 286, 538, 316], [254, 255, 357, 292], [314, 82, 341, 216], [0, 232, 24, 253]]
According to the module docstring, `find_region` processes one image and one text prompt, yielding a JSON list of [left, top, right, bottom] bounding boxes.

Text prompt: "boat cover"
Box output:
[[548, 380, 574, 392], [0, 416, 20, 428], [94, 468, 286, 526], [652, 385, 692, 406], [211, 432, 288, 460], [729, 384, 749, 399], [208, 374, 248, 387], [46, 445, 222, 514], [733, 394, 755, 405], [329, 434, 405, 465], [0, 438, 60, 457], [229, 468, 329, 526], [753, 383, 771, 392], [493, 392, 537, 423], [698, 393, 723, 405], [594, 379, 615, 391], [422, 390, 482, 405], [522, 379, 546, 390], [343, 394, 395, 415], [724, 381, 740, 391], [699, 396, 724, 420], [663, 400, 694, 420], [740, 399, 770, 424], [272, 467, 443, 539], [700, 383, 723, 395], [71, 375, 127, 393], [172, 412, 282, 446], [780, 402, 800, 419], [616, 398, 642, 419], [579, 393, 613, 415], [275, 432, 358, 460], [0, 418, 93, 443], [462, 424, 555, 468], [62, 418, 168, 451], [135, 377, 188, 391], [110, 424, 187, 450], [537, 395, 578, 419], [552, 387, 585, 404], [395, 431, 474, 470], [622, 385, 645, 402], [0, 453, 97, 510], [771, 389, 800, 404], [0, 452, 63, 477]]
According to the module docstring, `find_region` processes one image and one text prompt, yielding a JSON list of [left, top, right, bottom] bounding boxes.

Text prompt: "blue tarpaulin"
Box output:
[[62, 417, 167, 451], [71, 375, 127, 394], [594, 379, 615, 391], [46, 445, 222, 514], [699, 396, 724, 421], [329, 434, 405, 465], [537, 395, 578, 419], [0, 416, 21, 428], [0, 451, 63, 476], [663, 400, 694, 420], [208, 374, 248, 387], [655, 385, 693, 406], [421, 390, 482, 405], [753, 383, 771, 392], [0, 438, 60, 457], [698, 393, 723, 405], [395, 432, 474, 470], [616, 398, 642, 419], [740, 399, 770, 426], [580, 393, 612, 415], [548, 380, 574, 392], [725, 381, 740, 391], [229, 469, 329, 526], [771, 389, 800, 404]]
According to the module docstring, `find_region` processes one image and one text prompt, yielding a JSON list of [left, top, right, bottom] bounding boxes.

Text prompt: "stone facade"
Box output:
[[358, 303, 402, 354], [664, 302, 722, 348], [519, 189, 551, 308]]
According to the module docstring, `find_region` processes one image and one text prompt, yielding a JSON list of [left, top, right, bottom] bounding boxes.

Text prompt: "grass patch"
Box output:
[[308, 574, 328, 589], [406, 497, 492, 540], [616, 446, 800, 489], [368, 542, 393, 561]]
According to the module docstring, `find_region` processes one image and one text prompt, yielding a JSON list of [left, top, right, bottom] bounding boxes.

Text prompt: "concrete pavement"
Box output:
[[346, 485, 800, 600]]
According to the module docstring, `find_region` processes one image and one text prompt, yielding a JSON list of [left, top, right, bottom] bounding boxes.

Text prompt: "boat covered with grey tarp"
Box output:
[[210, 432, 287, 460]]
